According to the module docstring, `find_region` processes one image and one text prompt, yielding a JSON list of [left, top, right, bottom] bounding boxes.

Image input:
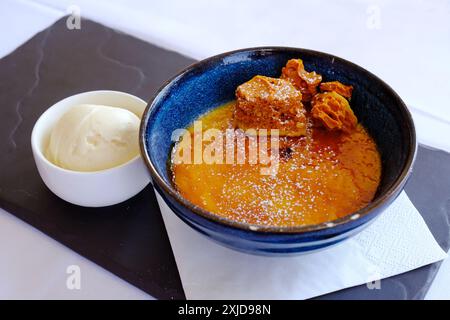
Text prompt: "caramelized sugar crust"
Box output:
[[320, 81, 353, 99], [235, 75, 307, 136], [171, 103, 381, 227], [281, 59, 322, 102], [311, 92, 358, 133]]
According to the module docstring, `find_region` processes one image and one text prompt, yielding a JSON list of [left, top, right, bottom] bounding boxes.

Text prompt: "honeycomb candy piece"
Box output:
[[281, 59, 322, 102], [311, 91, 357, 133], [320, 81, 353, 99], [235, 75, 307, 136]]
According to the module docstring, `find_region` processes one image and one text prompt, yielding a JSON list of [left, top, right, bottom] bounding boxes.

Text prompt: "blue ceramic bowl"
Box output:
[[140, 47, 417, 256]]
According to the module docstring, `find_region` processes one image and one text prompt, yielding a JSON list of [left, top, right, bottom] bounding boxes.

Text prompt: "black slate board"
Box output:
[[0, 17, 448, 300]]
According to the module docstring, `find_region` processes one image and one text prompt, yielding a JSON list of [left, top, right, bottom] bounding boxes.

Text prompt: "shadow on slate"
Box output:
[[0, 17, 448, 300]]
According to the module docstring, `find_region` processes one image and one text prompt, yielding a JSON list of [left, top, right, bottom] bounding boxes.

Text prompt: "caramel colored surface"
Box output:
[[235, 75, 307, 136], [171, 102, 381, 227]]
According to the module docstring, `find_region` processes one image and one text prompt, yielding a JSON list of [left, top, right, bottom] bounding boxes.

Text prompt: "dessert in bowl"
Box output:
[[140, 47, 416, 255]]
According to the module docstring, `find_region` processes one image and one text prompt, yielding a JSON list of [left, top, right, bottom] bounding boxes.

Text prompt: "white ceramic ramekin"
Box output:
[[31, 90, 151, 207]]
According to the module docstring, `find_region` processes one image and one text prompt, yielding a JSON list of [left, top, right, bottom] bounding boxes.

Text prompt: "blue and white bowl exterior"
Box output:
[[140, 47, 416, 256]]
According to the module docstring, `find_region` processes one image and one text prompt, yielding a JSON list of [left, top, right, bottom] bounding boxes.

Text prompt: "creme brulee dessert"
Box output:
[[170, 59, 381, 227]]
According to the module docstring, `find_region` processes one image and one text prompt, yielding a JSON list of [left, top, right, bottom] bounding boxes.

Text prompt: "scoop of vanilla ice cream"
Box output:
[[46, 104, 140, 171]]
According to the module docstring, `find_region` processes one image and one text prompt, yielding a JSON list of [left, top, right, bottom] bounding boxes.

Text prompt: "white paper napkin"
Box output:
[[156, 191, 447, 299]]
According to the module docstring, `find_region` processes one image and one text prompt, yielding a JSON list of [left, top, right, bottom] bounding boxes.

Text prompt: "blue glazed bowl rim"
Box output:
[[139, 46, 417, 234]]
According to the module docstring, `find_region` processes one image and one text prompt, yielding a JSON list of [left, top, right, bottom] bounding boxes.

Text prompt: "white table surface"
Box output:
[[0, 0, 449, 299]]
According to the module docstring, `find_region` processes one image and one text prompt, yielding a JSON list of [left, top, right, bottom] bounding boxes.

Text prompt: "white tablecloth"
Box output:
[[0, 0, 449, 299]]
